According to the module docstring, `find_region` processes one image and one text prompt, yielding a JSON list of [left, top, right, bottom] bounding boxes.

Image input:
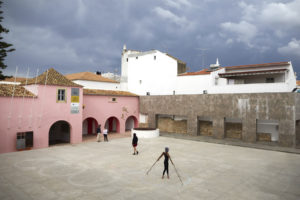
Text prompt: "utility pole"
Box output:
[[196, 48, 209, 70]]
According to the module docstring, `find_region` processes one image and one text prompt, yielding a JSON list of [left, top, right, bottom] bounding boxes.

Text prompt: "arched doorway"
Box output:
[[49, 120, 71, 146], [125, 116, 138, 131], [105, 117, 120, 133], [82, 117, 98, 135]]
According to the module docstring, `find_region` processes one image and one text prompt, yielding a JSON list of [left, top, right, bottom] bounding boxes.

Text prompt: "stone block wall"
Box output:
[[198, 121, 213, 136], [225, 123, 242, 139], [158, 117, 187, 134], [140, 93, 298, 148]]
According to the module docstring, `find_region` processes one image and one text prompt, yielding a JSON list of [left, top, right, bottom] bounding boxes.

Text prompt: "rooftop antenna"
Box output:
[[7, 66, 18, 130], [161, 43, 168, 53], [29, 68, 39, 128], [196, 48, 209, 70], [18, 67, 30, 129]]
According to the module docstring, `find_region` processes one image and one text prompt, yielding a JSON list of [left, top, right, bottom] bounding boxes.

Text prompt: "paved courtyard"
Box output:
[[0, 136, 300, 200]]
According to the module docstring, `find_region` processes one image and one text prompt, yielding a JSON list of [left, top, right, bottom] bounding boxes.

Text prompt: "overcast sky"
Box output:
[[2, 0, 300, 78]]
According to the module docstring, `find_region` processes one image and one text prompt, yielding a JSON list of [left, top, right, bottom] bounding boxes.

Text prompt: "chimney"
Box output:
[[210, 58, 220, 70]]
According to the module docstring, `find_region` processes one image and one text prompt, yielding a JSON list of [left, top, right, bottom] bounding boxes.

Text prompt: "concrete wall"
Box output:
[[140, 93, 298, 147]]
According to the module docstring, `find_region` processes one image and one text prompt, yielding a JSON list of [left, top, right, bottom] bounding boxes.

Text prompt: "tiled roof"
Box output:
[[224, 62, 289, 70], [65, 72, 118, 83], [3, 77, 27, 82], [178, 69, 211, 76], [23, 68, 82, 87], [219, 69, 287, 78], [83, 89, 138, 97], [297, 80, 300, 86], [0, 84, 36, 97]]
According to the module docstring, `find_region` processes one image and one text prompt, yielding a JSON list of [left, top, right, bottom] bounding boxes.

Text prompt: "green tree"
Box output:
[[0, 0, 15, 80]]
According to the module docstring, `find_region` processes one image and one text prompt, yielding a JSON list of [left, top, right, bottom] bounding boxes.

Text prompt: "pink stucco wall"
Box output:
[[0, 85, 83, 153], [82, 95, 139, 133]]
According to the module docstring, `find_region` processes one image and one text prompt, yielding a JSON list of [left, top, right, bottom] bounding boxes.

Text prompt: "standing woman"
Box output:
[[132, 133, 138, 155], [157, 147, 174, 179], [96, 125, 101, 142], [103, 128, 108, 142]]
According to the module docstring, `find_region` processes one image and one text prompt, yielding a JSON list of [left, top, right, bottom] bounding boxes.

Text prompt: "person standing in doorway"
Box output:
[[157, 147, 174, 179], [103, 128, 108, 142], [96, 125, 101, 142], [132, 133, 138, 155]]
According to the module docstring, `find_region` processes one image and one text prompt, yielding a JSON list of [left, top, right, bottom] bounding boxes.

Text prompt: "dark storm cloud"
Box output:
[[2, 0, 300, 78]]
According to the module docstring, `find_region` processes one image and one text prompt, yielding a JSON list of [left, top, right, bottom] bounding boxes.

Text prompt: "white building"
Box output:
[[120, 45, 186, 95], [121, 46, 297, 95], [65, 72, 121, 90]]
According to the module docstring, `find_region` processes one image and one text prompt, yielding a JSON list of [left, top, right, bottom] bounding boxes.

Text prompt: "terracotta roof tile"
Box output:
[[83, 89, 138, 97], [23, 68, 82, 87], [224, 62, 289, 70], [0, 84, 36, 97], [297, 80, 300, 86], [4, 77, 27, 82], [179, 69, 211, 76], [65, 72, 118, 83]]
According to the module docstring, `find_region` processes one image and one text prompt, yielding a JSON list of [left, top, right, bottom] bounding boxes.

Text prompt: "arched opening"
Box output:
[[125, 116, 138, 131], [82, 117, 98, 135], [105, 117, 120, 133], [49, 120, 71, 146]]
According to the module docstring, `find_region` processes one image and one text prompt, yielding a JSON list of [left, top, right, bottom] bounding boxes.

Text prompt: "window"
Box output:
[[266, 77, 274, 83], [16, 131, 33, 150], [139, 80, 142, 84], [112, 97, 117, 102], [215, 77, 219, 85], [57, 89, 66, 102], [126, 58, 128, 62], [136, 57, 138, 59], [154, 55, 156, 60], [146, 92, 150, 96], [173, 91, 175, 95]]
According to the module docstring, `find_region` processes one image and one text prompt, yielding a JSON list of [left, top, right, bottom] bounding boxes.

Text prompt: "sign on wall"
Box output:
[[71, 88, 80, 114], [71, 88, 80, 103]]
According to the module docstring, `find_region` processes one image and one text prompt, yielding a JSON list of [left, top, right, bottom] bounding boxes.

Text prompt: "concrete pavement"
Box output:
[[0, 137, 300, 200]]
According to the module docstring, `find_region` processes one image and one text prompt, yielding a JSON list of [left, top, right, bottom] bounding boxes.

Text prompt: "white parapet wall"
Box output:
[[131, 128, 160, 138]]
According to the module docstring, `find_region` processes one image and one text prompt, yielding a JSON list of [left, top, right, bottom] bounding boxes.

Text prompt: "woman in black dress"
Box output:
[[132, 133, 138, 155], [157, 147, 174, 179]]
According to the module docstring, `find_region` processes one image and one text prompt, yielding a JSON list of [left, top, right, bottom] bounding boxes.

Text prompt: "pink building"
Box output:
[[82, 89, 139, 135], [0, 68, 139, 154]]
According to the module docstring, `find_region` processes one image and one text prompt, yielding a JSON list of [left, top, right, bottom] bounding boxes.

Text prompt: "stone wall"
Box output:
[[157, 117, 187, 134], [198, 121, 213, 136], [225, 123, 242, 139], [257, 133, 271, 142], [140, 93, 298, 147]]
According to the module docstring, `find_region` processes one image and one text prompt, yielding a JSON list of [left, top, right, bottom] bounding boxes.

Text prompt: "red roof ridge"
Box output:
[[178, 68, 218, 76], [224, 61, 290, 70]]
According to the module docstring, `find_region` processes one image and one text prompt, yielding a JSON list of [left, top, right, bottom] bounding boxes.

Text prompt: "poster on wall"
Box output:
[[71, 88, 80, 114], [71, 88, 80, 103], [71, 103, 80, 114]]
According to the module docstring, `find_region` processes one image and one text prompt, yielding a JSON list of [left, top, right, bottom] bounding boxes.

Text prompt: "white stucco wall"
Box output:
[[72, 80, 121, 90], [125, 51, 178, 96]]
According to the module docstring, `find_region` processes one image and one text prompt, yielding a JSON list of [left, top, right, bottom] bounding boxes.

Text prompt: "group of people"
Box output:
[[132, 133, 173, 179], [96, 125, 174, 180], [96, 125, 108, 142]]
